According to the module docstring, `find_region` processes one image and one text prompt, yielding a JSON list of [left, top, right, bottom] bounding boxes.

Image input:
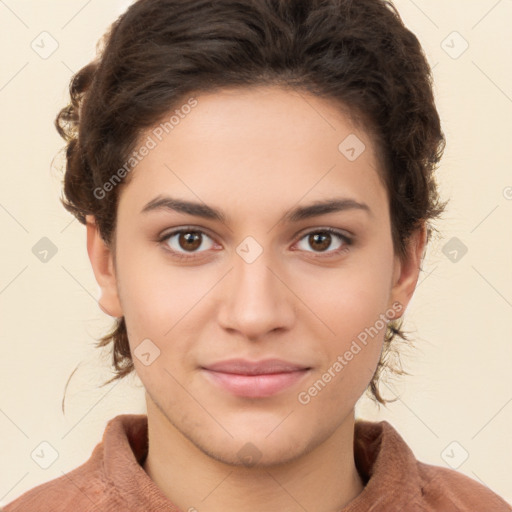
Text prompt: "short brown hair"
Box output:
[[56, 0, 446, 404]]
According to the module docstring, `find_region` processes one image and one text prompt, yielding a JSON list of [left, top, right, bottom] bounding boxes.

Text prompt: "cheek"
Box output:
[[114, 242, 204, 349], [299, 239, 394, 393], [303, 247, 394, 338]]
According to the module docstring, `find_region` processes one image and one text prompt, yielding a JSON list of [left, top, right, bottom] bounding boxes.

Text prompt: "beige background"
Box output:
[[1, 0, 511, 506]]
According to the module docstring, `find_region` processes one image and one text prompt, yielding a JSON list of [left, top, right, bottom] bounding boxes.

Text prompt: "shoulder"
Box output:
[[0, 454, 113, 512], [0, 414, 142, 512], [354, 419, 511, 511], [0, 438, 122, 512], [416, 461, 512, 511]]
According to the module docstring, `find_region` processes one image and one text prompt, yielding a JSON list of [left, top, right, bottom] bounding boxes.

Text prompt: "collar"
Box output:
[[100, 414, 424, 510]]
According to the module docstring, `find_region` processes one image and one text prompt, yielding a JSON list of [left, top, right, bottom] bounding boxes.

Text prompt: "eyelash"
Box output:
[[158, 226, 353, 261]]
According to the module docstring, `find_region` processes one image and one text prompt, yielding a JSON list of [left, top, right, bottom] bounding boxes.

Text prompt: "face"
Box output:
[[88, 86, 424, 466]]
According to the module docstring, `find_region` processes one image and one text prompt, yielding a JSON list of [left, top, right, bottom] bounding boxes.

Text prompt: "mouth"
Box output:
[[201, 358, 312, 398]]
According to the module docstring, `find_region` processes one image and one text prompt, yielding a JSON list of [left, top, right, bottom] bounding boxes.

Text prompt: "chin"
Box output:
[[197, 437, 311, 469]]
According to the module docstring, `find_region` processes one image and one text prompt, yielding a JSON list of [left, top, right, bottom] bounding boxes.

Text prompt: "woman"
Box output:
[[3, 0, 510, 510]]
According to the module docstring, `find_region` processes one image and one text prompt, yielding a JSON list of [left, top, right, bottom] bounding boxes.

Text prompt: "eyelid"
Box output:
[[295, 226, 352, 242]]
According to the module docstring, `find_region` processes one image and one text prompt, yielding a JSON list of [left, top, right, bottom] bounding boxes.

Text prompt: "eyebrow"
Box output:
[[140, 195, 372, 223]]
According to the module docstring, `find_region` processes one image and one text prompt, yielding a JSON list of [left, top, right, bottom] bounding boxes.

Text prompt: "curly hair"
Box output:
[[56, 0, 446, 404]]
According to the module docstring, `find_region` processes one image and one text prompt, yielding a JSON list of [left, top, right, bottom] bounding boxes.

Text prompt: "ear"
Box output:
[[86, 215, 123, 318], [388, 223, 427, 317]]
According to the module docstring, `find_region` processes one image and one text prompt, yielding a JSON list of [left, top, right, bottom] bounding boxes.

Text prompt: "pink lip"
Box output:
[[201, 358, 311, 398]]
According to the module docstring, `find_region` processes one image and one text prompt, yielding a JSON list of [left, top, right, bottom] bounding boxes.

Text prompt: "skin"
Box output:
[[87, 85, 426, 512]]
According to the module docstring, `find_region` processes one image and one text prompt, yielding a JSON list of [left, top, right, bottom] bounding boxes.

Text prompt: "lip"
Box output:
[[203, 358, 309, 375], [201, 358, 311, 398]]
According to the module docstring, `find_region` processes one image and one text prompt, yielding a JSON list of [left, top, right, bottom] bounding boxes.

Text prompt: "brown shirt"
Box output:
[[2, 414, 510, 511]]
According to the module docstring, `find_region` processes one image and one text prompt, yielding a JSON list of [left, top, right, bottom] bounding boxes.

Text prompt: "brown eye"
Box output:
[[296, 229, 351, 255], [162, 228, 215, 257]]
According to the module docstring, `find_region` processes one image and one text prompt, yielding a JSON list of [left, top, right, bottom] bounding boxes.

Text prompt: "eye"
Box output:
[[159, 227, 216, 259], [158, 226, 352, 261], [295, 228, 352, 256]]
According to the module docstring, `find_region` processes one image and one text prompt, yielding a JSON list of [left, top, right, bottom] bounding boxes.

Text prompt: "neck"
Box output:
[[142, 400, 364, 512]]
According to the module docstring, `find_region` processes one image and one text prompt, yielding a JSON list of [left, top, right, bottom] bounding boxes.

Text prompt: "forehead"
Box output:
[[118, 86, 387, 222]]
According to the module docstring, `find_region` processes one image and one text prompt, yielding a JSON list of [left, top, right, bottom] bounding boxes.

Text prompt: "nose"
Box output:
[[217, 248, 296, 341]]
